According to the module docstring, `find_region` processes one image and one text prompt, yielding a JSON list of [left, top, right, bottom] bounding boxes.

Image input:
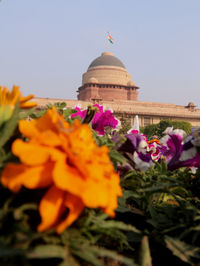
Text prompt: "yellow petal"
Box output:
[[56, 193, 84, 233], [1, 162, 53, 192], [38, 186, 65, 232]]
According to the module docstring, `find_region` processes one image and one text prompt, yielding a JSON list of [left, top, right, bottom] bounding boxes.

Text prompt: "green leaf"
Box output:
[[59, 246, 80, 266], [72, 245, 137, 266], [93, 220, 141, 234], [89, 246, 137, 266], [165, 235, 200, 263], [0, 102, 20, 148], [0, 246, 24, 257], [63, 108, 77, 119], [109, 149, 126, 165], [19, 108, 36, 120], [30, 109, 47, 118], [14, 203, 37, 220], [0, 148, 8, 167], [55, 102, 67, 109], [139, 236, 152, 266], [46, 103, 53, 109], [138, 183, 177, 193], [28, 244, 66, 259]]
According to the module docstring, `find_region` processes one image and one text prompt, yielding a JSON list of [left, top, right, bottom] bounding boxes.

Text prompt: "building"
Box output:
[[35, 52, 200, 128], [77, 52, 139, 102]]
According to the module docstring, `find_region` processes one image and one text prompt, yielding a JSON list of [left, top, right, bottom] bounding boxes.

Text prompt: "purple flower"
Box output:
[[148, 142, 162, 161], [160, 128, 200, 170], [71, 104, 119, 135], [117, 133, 154, 171], [133, 151, 154, 171], [118, 133, 147, 154]]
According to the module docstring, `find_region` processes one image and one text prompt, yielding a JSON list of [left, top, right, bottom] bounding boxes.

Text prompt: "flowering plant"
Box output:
[[0, 86, 136, 266], [71, 104, 120, 135], [1, 86, 200, 266]]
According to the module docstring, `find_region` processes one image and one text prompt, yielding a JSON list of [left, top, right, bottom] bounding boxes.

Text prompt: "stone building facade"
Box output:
[[34, 52, 200, 128]]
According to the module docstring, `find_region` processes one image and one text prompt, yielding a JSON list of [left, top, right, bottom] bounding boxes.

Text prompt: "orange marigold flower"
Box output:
[[0, 85, 37, 109], [0, 85, 37, 125], [1, 107, 122, 233]]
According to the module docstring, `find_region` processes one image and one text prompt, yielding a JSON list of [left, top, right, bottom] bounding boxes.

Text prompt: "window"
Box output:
[[144, 117, 151, 127]]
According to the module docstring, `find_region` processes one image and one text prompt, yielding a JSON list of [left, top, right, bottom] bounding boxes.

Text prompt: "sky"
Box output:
[[1, 0, 200, 106]]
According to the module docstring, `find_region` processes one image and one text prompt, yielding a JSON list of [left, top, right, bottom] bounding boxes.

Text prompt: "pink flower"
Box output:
[[71, 104, 119, 135], [128, 129, 139, 134], [71, 106, 87, 119]]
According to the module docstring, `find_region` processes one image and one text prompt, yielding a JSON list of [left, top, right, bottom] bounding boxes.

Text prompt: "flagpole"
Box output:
[[106, 32, 109, 52]]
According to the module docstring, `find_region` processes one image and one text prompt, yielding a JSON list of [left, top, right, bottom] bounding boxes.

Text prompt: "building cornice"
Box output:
[[77, 83, 139, 92]]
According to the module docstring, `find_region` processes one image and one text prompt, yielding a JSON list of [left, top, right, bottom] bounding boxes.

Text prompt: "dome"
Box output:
[[87, 77, 98, 83], [88, 52, 126, 70]]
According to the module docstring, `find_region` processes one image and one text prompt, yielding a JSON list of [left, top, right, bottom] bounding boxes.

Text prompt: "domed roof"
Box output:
[[87, 77, 98, 83], [88, 52, 126, 70]]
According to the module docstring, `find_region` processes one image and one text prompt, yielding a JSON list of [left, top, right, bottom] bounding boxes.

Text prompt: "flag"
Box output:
[[107, 33, 114, 44]]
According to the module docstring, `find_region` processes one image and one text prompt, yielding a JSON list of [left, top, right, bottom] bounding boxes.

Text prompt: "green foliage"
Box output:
[[142, 124, 160, 139], [0, 103, 20, 149], [139, 126, 145, 134], [165, 236, 200, 264], [139, 236, 152, 266], [143, 119, 192, 139], [0, 103, 21, 170], [30, 102, 77, 122], [118, 117, 131, 134], [118, 164, 200, 265], [1, 102, 200, 266], [160, 120, 192, 135], [0, 186, 137, 266]]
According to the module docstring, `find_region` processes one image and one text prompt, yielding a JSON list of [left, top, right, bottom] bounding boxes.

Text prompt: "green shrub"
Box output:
[[143, 120, 192, 139]]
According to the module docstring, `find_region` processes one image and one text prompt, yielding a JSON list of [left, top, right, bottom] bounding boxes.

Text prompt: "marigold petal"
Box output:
[[20, 94, 34, 103], [82, 180, 109, 208], [12, 140, 50, 165], [56, 193, 84, 233], [102, 173, 122, 217], [35, 107, 70, 133], [19, 120, 39, 139], [53, 161, 86, 196], [10, 85, 21, 105], [19, 107, 70, 138], [19, 120, 62, 146], [38, 186, 65, 232], [40, 131, 63, 146], [1, 162, 53, 192], [20, 101, 37, 109]]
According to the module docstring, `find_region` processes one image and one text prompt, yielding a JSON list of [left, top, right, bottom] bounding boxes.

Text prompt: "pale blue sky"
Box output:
[[1, 0, 200, 106]]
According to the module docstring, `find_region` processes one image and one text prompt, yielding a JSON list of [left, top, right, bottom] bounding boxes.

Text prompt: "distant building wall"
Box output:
[[34, 97, 200, 128], [78, 84, 138, 101]]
